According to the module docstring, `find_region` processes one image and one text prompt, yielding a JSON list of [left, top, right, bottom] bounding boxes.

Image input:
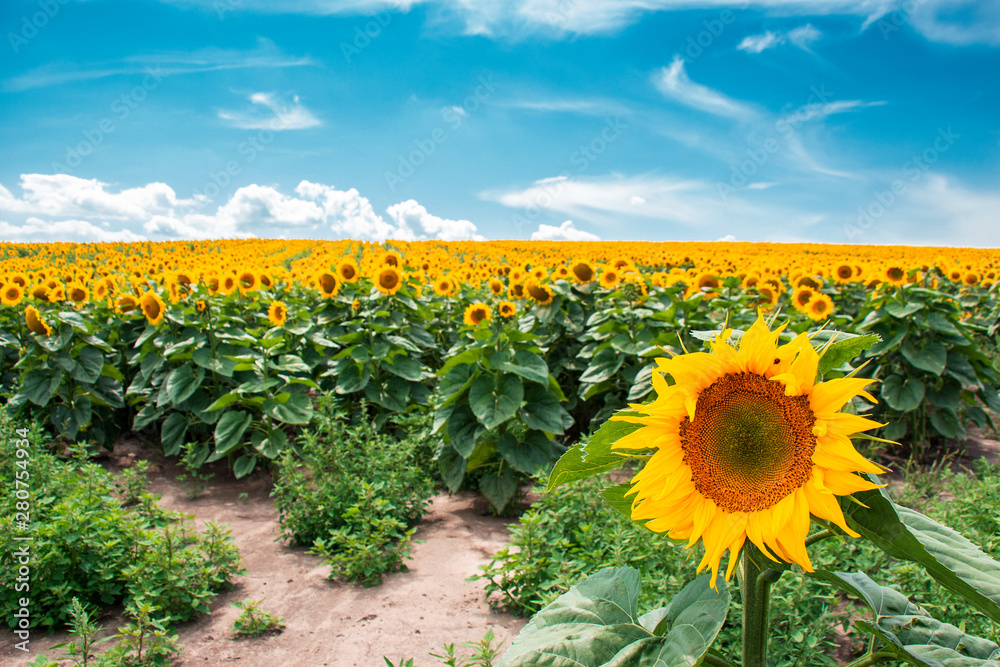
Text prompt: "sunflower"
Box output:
[[140, 291, 166, 326], [379, 250, 403, 268], [1, 283, 23, 306], [31, 283, 50, 301], [554, 266, 571, 280], [116, 295, 138, 313], [834, 264, 854, 283], [806, 293, 834, 321], [238, 270, 258, 292], [498, 301, 516, 318], [338, 258, 360, 283], [351, 299, 361, 310], [316, 272, 340, 298], [884, 266, 906, 285], [376, 267, 402, 295], [268, 300, 288, 327], [963, 271, 980, 287], [488, 278, 505, 296], [463, 302, 491, 326], [196, 300, 207, 312], [612, 316, 884, 585], [599, 268, 620, 289], [791, 286, 816, 313], [434, 278, 456, 297], [67, 284, 89, 306], [525, 280, 554, 306], [220, 275, 238, 294], [571, 261, 595, 284], [508, 282, 526, 299], [25, 306, 51, 336]]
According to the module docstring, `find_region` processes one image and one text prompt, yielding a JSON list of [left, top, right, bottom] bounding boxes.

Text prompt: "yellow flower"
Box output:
[[612, 316, 884, 585], [351, 299, 361, 310], [1, 283, 23, 307], [571, 262, 595, 284], [315, 272, 340, 298], [525, 280, 554, 306], [117, 295, 138, 314], [806, 293, 834, 321], [67, 283, 89, 306], [463, 302, 491, 326], [268, 300, 288, 327], [599, 268, 620, 289], [498, 301, 516, 318], [488, 278, 505, 296], [376, 267, 403, 295], [337, 258, 360, 283], [25, 306, 51, 336], [140, 291, 166, 326], [196, 300, 207, 312]]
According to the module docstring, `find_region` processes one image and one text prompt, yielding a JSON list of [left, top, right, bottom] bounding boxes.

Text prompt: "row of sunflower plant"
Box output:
[[1, 241, 999, 511]]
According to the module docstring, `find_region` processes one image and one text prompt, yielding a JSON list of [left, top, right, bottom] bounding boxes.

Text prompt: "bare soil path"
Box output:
[[2, 441, 526, 667]]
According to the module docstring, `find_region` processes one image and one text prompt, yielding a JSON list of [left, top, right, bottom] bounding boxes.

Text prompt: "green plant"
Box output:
[[51, 597, 114, 667], [93, 601, 180, 667], [115, 460, 150, 506], [26, 654, 61, 667], [272, 396, 434, 585], [174, 441, 213, 499], [231, 598, 284, 637]]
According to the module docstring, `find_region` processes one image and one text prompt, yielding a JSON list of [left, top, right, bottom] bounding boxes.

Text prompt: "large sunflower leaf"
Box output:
[[842, 483, 1000, 624], [500, 568, 729, 667], [546, 411, 643, 491], [817, 333, 881, 376], [811, 571, 1000, 667]]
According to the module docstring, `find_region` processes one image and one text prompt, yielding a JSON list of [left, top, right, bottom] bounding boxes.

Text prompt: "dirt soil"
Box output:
[[2, 440, 526, 667]]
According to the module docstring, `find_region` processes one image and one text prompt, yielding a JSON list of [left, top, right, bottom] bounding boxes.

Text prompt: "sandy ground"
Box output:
[[1, 441, 526, 667]]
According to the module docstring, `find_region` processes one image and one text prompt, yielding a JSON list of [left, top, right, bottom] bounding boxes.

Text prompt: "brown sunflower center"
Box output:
[[379, 270, 399, 289], [680, 372, 816, 513]]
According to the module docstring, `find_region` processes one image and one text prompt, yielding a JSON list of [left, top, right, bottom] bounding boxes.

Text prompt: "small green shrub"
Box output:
[[0, 411, 243, 630], [115, 460, 150, 506], [231, 598, 284, 637], [272, 396, 435, 585]]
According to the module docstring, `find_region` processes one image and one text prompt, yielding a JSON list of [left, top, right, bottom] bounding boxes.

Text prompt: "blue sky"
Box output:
[[1, 0, 998, 245]]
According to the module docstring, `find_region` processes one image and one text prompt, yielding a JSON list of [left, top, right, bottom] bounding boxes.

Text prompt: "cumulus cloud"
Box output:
[[530, 220, 600, 241], [218, 92, 321, 130], [0, 174, 485, 243], [653, 56, 757, 119]]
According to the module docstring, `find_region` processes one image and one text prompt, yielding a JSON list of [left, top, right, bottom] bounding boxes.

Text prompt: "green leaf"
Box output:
[[164, 365, 205, 405], [886, 301, 923, 318], [811, 571, 1000, 667], [438, 363, 476, 408], [818, 333, 881, 376], [212, 410, 253, 459], [468, 373, 523, 430], [900, 339, 948, 375], [263, 393, 313, 425], [335, 363, 369, 394], [364, 379, 410, 412], [881, 374, 925, 413], [192, 348, 238, 377], [843, 483, 1000, 624], [547, 414, 644, 491], [929, 408, 963, 439], [601, 483, 635, 521], [437, 444, 466, 493], [21, 369, 62, 407], [502, 568, 730, 667], [490, 350, 550, 386], [578, 347, 625, 384], [946, 352, 979, 387], [924, 311, 962, 336], [384, 354, 424, 382], [517, 385, 568, 435], [445, 404, 482, 458], [478, 465, 518, 513], [205, 391, 240, 412], [73, 346, 105, 384], [497, 431, 557, 475], [160, 413, 188, 456], [233, 455, 257, 479]]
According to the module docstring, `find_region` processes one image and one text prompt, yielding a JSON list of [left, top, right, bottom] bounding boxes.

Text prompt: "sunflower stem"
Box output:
[[805, 528, 834, 547], [842, 651, 897, 667], [741, 544, 773, 667]]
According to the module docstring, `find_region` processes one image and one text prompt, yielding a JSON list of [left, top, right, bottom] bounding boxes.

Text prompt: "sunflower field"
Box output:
[[1, 239, 999, 513]]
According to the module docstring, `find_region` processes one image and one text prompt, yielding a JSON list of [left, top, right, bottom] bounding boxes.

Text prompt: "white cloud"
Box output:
[[738, 31, 784, 53], [630, 195, 646, 205], [716, 234, 737, 241], [738, 23, 822, 53], [0, 218, 147, 243], [784, 99, 886, 123], [531, 220, 600, 241], [653, 56, 757, 119], [386, 199, 486, 241], [0, 174, 484, 243], [218, 92, 321, 130]]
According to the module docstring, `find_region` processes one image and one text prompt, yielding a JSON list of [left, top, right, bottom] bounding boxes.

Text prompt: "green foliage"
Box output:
[[51, 597, 115, 666], [385, 629, 506, 667], [94, 601, 180, 667], [0, 411, 243, 630], [271, 395, 435, 585], [174, 440, 214, 499], [231, 598, 284, 637], [115, 459, 150, 506], [855, 284, 1000, 452]]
